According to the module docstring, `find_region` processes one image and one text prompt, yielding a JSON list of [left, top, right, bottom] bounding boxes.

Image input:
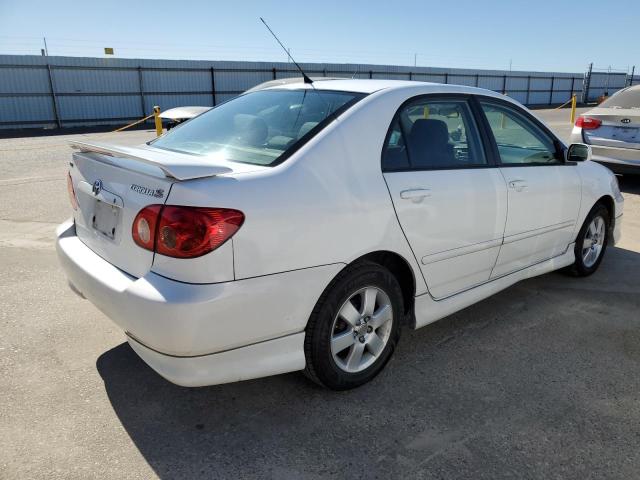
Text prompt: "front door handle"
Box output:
[[508, 180, 528, 192], [400, 188, 431, 201]]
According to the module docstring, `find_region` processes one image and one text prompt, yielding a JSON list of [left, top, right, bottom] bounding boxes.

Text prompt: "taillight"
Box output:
[[575, 116, 602, 130], [132, 205, 244, 259], [132, 205, 162, 251], [67, 172, 78, 211]]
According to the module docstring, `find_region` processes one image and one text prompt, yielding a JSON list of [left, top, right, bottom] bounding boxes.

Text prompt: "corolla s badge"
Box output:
[[621, 118, 631, 124], [92, 179, 102, 195], [130, 184, 165, 198]]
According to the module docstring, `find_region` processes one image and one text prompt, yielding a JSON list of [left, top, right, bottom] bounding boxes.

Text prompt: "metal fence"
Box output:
[[0, 54, 633, 130], [582, 65, 639, 103]]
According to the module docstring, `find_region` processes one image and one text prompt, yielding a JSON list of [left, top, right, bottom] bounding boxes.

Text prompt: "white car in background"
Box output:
[[159, 106, 211, 129], [570, 84, 640, 174], [57, 79, 623, 390]]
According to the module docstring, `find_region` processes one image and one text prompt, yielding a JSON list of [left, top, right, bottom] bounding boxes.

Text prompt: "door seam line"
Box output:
[[488, 167, 510, 279], [381, 173, 431, 297]]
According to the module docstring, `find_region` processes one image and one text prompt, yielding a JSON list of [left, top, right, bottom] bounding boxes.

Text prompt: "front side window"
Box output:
[[479, 101, 561, 165], [152, 89, 365, 166], [382, 98, 486, 171]]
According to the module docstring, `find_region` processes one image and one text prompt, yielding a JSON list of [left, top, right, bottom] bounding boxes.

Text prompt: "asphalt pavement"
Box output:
[[1, 108, 640, 479]]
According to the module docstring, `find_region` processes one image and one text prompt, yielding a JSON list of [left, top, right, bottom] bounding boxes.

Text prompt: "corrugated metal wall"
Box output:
[[583, 71, 638, 102], [0, 54, 633, 130]]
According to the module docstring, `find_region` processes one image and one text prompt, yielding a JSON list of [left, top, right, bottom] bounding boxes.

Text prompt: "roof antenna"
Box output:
[[260, 17, 313, 84]]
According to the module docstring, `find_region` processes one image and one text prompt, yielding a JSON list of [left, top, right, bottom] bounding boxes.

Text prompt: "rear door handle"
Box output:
[[400, 188, 431, 200], [508, 180, 528, 192]]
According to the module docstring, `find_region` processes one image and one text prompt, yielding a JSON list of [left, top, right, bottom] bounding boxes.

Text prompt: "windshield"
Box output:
[[151, 89, 365, 166], [600, 87, 640, 109]]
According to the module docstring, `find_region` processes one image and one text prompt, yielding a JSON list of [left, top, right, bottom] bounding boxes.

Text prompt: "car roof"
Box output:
[[263, 78, 508, 100]]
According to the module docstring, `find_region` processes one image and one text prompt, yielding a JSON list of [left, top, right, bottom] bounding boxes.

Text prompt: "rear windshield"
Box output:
[[151, 89, 365, 166], [600, 87, 640, 109]]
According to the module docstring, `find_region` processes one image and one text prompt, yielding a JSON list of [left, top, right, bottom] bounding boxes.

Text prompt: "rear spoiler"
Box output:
[[70, 141, 232, 181]]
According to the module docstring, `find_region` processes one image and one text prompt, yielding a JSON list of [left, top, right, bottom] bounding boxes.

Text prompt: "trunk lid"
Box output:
[[582, 107, 640, 150], [68, 141, 237, 278]]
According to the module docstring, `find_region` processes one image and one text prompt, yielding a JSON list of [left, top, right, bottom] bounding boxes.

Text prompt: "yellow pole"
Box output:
[[570, 95, 577, 124], [153, 106, 162, 136]]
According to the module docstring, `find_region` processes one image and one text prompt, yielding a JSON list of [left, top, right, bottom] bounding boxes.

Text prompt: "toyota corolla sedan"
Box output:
[[57, 79, 624, 390], [569, 84, 640, 174]]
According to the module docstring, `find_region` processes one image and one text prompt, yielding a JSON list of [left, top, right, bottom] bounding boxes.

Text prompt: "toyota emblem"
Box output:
[[621, 118, 631, 124], [92, 179, 103, 195]]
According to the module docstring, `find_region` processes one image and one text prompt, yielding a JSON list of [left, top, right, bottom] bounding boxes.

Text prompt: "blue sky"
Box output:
[[0, 0, 638, 73]]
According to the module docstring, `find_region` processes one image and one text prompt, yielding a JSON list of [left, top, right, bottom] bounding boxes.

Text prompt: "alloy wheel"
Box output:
[[330, 286, 394, 373], [582, 215, 605, 268]]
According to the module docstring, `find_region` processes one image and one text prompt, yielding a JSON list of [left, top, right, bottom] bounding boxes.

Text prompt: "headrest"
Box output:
[[233, 114, 268, 146], [409, 119, 450, 145], [297, 121, 319, 139]]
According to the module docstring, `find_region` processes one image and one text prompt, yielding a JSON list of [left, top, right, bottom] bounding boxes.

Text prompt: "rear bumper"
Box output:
[[56, 219, 342, 386], [569, 130, 640, 173], [593, 157, 640, 175], [590, 146, 640, 173], [127, 332, 305, 387]]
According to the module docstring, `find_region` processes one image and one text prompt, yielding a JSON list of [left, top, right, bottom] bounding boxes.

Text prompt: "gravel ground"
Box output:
[[1, 109, 640, 479]]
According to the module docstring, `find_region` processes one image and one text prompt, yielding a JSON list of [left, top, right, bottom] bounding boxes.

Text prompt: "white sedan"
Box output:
[[57, 79, 624, 390]]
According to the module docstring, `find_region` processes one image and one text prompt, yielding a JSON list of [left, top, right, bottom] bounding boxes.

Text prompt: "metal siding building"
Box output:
[[0, 54, 635, 130]]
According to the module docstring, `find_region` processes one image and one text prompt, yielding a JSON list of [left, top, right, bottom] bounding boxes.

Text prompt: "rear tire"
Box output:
[[567, 203, 610, 277], [303, 261, 403, 390]]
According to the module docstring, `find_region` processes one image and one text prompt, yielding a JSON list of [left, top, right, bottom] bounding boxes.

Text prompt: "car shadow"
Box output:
[[617, 174, 640, 194], [96, 245, 640, 479]]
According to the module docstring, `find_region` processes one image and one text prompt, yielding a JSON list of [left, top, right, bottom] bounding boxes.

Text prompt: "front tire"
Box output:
[[568, 203, 610, 276], [303, 262, 403, 390]]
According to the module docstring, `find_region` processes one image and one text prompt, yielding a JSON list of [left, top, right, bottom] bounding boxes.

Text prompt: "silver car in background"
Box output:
[[570, 85, 640, 174]]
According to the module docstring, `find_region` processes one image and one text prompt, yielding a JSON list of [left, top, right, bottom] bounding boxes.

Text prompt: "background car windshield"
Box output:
[[600, 88, 640, 109], [152, 89, 363, 166]]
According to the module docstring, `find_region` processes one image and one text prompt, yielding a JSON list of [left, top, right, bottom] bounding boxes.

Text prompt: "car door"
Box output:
[[477, 99, 582, 278], [382, 95, 508, 299]]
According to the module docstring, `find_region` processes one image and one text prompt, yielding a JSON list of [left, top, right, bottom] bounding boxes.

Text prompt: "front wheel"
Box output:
[[568, 203, 610, 276], [303, 262, 403, 390]]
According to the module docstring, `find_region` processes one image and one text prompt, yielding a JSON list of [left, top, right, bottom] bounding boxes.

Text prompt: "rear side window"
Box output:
[[152, 89, 365, 166], [382, 98, 486, 171]]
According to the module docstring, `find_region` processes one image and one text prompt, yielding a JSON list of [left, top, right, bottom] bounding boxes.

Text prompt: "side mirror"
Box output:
[[567, 143, 592, 162]]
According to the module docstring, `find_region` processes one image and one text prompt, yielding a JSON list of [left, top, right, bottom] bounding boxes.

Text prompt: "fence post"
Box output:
[[272, 67, 276, 80], [409, 71, 412, 81], [153, 106, 162, 136], [502, 74, 507, 95], [570, 77, 575, 100], [525, 75, 531, 105], [629, 65, 635, 86], [137, 66, 146, 117], [583, 63, 593, 103], [444, 72, 449, 84], [323, 68, 326, 77], [475, 74, 479, 87], [45, 63, 61, 128], [549, 76, 555, 105], [210, 67, 216, 106], [369, 70, 373, 79]]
